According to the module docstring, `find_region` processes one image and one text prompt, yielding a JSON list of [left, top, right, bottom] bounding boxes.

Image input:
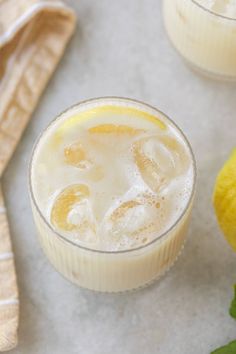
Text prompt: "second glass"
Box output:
[[163, 0, 236, 80]]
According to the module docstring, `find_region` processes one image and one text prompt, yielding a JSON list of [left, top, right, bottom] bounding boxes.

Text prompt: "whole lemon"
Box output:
[[213, 148, 236, 252]]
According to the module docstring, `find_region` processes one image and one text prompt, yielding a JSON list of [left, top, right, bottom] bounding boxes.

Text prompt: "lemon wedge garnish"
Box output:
[[88, 124, 144, 135], [56, 105, 166, 137], [213, 148, 236, 251]]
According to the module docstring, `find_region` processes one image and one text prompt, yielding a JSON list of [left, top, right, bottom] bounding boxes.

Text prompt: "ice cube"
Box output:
[[51, 184, 97, 243], [99, 189, 161, 250], [133, 135, 187, 193], [67, 199, 97, 243]]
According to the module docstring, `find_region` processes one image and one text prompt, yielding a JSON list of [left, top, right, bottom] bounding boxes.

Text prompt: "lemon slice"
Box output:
[[56, 105, 166, 137], [213, 148, 236, 251], [88, 124, 144, 135], [106, 198, 156, 238]]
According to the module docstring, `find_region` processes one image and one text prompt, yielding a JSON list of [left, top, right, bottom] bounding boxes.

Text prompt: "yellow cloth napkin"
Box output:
[[0, 0, 76, 350]]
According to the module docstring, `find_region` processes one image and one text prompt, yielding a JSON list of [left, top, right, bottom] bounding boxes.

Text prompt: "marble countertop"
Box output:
[[3, 1, 236, 353]]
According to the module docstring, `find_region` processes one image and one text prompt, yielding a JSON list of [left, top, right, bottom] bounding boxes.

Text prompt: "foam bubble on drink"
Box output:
[[32, 101, 194, 251]]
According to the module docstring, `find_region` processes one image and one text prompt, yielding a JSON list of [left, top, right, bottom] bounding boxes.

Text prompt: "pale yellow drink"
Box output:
[[163, 0, 236, 80], [29, 98, 196, 292]]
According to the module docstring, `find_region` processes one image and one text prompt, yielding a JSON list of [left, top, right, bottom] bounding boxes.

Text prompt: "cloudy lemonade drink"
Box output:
[[163, 0, 236, 80], [30, 98, 196, 292]]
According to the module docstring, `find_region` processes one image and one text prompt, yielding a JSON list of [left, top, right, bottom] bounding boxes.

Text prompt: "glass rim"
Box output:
[[29, 96, 197, 255], [191, 0, 236, 21]]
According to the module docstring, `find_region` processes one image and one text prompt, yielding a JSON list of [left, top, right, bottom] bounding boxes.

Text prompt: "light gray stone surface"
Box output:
[[3, 1, 236, 353]]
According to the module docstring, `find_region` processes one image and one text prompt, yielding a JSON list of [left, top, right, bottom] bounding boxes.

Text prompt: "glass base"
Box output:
[[122, 241, 186, 294], [164, 27, 236, 82], [44, 239, 187, 294], [184, 58, 236, 83]]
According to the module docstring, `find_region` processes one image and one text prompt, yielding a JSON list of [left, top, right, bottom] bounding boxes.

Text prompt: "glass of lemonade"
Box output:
[[163, 0, 236, 80], [29, 97, 196, 292]]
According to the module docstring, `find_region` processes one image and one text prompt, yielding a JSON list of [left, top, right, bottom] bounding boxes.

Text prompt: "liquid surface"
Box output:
[[196, 0, 236, 17], [31, 100, 194, 251]]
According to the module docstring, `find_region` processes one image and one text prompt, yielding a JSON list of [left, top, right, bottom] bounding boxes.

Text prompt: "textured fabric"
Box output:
[[0, 0, 76, 350], [0, 187, 18, 352], [0, 0, 76, 176]]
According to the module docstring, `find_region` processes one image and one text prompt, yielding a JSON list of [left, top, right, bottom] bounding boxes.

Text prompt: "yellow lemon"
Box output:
[[213, 148, 236, 251]]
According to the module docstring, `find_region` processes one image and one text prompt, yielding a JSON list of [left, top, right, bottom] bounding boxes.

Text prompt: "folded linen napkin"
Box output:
[[0, 0, 76, 350], [0, 186, 18, 352]]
